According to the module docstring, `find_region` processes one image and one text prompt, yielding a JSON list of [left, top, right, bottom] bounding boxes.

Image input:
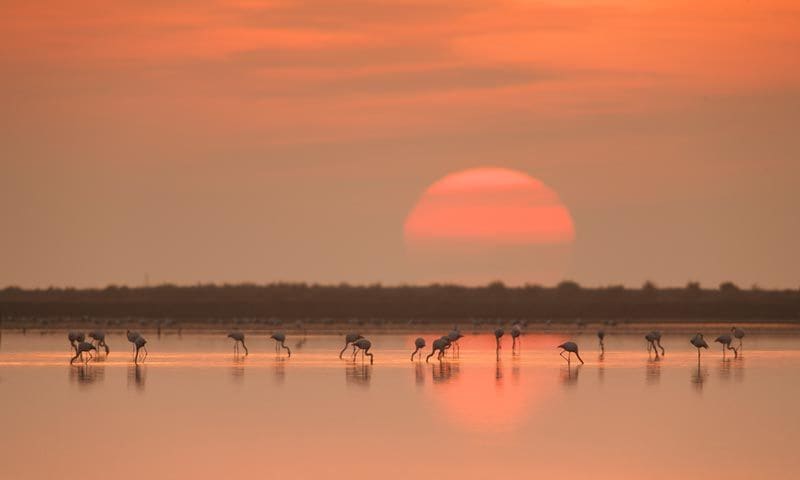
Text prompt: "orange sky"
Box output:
[[1, 1, 798, 288]]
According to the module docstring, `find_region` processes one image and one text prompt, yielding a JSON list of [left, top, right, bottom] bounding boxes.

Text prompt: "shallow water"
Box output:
[[1, 329, 798, 479]]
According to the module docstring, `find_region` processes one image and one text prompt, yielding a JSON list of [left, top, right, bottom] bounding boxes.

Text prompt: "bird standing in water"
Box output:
[[270, 331, 291, 357], [88, 330, 110, 356], [715, 334, 738, 358], [690, 333, 708, 362], [447, 328, 464, 354], [411, 337, 426, 361], [134, 335, 148, 364], [68, 331, 85, 353], [426, 337, 449, 363], [597, 330, 606, 353], [650, 331, 666, 356], [227, 331, 248, 356], [353, 338, 373, 364], [70, 341, 96, 364], [558, 341, 584, 365], [731, 326, 745, 351], [511, 324, 522, 352], [645, 332, 659, 357], [126, 330, 141, 355], [339, 333, 363, 359]]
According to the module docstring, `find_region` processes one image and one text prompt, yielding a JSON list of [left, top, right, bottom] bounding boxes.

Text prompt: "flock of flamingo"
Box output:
[[65, 324, 747, 366]]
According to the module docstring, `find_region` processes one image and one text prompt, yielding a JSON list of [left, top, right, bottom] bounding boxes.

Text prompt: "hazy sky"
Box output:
[[1, 0, 798, 288]]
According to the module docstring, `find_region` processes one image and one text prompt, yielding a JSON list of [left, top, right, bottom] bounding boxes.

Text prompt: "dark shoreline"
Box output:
[[1, 283, 798, 326]]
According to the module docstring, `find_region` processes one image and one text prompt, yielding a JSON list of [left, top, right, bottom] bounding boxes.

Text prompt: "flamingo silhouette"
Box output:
[[68, 331, 85, 353], [126, 330, 141, 355], [645, 332, 659, 357], [339, 333, 363, 359], [352, 338, 373, 364], [731, 326, 745, 351], [88, 330, 109, 356], [227, 331, 248, 356], [511, 324, 522, 351], [690, 333, 708, 362], [270, 332, 291, 357], [714, 334, 738, 358], [70, 341, 96, 364], [426, 337, 449, 363], [447, 328, 463, 354], [134, 335, 148, 364], [558, 341, 584, 365], [411, 337, 426, 361], [651, 330, 665, 356], [597, 329, 605, 353]]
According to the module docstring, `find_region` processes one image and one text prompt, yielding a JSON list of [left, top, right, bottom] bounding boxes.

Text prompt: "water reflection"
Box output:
[[691, 364, 708, 392], [230, 357, 245, 383], [718, 356, 746, 383], [431, 361, 459, 384], [495, 360, 503, 384], [560, 365, 581, 387], [511, 358, 521, 385], [345, 363, 372, 387], [646, 357, 661, 385], [414, 362, 425, 386], [127, 364, 146, 391], [68, 364, 105, 387], [273, 358, 287, 384]]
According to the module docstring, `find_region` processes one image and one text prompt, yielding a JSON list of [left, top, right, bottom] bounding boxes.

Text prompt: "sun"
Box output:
[[403, 167, 575, 285]]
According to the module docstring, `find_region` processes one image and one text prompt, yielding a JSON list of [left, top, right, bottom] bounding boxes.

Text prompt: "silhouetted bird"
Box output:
[[411, 337, 426, 361], [597, 329, 605, 353], [339, 333, 363, 359], [426, 337, 449, 363], [645, 332, 659, 356], [494, 328, 504, 349], [353, 338, 373, 364], [70, 341, 96, 364], [650, 330, 665, 356], [126, 330, 141, 355], [558, 341, 584, 364], [68, 331, 85, 353], [227, 331, 248, 356], [134, 335, 148, 364], [715, 334, 738, 358], [88, 330, 109, 355], [270, 331, 291, 357], [511, 324, 522, 351], [690, 333, 708, 361], [731, 326, 745, 350]]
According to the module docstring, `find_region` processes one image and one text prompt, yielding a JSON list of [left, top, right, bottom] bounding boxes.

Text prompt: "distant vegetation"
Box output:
[[1, 281, 798, 324]]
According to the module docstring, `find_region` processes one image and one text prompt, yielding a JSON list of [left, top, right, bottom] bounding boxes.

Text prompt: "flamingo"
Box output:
[[715, 334, 738, 358], [126, 330, 141, 355], [70, 341, 96, 364], [558, 341, 584, 364], [339, 333, 363, 359], [227, 331, 248, 356], [494, 328, 504, 349], [597, 329, 605, 353], [731, 326, 745, 350], [426, 337, 449, 363], [88, 330, 109, 355], [411, 337, 426, 361], [134, 335, 148, 364], [690, 333, 708, 361], [644, 332, 659, 357], [270, 331, 291, 357], [650, 330, 665, 356], [353, 338, 373, 364], [511, 324, 522, 351], [447, 328, 464, 354], [68, 331, 85, 353]]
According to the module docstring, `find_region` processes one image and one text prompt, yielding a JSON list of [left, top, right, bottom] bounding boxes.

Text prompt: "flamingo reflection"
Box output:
[[127, 364, 146, 391], [346, 363, 372, 387]]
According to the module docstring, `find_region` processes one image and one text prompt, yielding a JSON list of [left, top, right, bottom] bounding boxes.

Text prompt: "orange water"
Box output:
[[1, 329, 798, 479]]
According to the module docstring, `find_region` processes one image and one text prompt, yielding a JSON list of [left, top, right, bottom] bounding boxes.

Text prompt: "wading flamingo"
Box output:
[[70, 341, 96, 364], [411, 337, 426, 361], [731, 326, 745, 350], [558, 341, 584, 365], [690, 333, 708, 362], [339, 333, 363, 359], [715, 334, 738, 358], [88, 330, 109, 356], [353, 338, 373, 364], [227, 331, 248, 356], [271, 331, 291, 357]]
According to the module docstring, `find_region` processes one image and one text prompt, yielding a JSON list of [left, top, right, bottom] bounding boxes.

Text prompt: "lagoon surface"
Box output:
[[1, 328, 799, 479]]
